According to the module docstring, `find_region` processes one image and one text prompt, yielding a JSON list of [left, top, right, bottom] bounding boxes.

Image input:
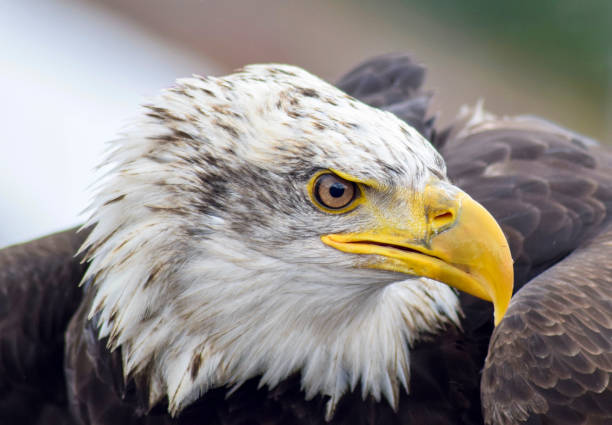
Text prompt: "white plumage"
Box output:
[[81, 64, 460, 418]]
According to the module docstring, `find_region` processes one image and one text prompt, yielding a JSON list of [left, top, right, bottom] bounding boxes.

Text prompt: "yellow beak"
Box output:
[[321, 182, 513, 326]]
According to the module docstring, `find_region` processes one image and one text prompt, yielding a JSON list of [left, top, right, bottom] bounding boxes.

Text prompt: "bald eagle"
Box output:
[[1, 54, 610, 425]]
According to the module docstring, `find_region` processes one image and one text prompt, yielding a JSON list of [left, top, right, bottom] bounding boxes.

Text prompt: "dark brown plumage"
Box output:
[[482, 226, 612, 425], [435, 105, 612, 425], [0, 228, 88, 425], [0, 54, 611, 425]]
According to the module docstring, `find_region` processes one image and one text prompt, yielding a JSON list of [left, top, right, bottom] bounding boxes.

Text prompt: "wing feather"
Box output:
[[443, 112, 612, 425], [482, 226, 612, 425]]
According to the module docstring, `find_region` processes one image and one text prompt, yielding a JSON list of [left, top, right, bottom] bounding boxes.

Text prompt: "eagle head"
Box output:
[[81, 64, 512, 419]]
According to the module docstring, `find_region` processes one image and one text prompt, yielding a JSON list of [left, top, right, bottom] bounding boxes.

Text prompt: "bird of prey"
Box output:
[[0, 54, 610, 425]]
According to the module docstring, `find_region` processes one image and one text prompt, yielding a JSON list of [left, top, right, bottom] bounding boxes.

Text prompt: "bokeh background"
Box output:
[[1, 0, 611, 247]]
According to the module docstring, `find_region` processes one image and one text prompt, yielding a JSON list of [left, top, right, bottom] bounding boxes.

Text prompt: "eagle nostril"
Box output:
[[431, 211, 455, 232]]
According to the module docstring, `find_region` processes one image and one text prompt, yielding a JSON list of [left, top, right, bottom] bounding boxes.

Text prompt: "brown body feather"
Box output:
[[436, 107, 612, 424], [482, 225, 612, 425], [0, 229, 88, 425]]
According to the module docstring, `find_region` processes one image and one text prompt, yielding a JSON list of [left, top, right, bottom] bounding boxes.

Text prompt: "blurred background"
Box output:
[[1, 0, 611, 247]]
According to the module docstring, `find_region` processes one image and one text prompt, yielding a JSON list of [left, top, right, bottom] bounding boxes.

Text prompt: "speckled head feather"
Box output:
[[80, 64, 460, 419]]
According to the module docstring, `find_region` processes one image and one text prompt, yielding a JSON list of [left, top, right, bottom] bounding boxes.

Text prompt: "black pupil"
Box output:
[[329, 182, 346, 198]]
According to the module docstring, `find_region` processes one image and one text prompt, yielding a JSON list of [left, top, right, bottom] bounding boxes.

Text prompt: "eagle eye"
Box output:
[[312, 173, 358, 211]]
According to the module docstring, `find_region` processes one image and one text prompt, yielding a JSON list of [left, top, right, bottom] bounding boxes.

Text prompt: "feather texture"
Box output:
[[0, 54, 610, 425]]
